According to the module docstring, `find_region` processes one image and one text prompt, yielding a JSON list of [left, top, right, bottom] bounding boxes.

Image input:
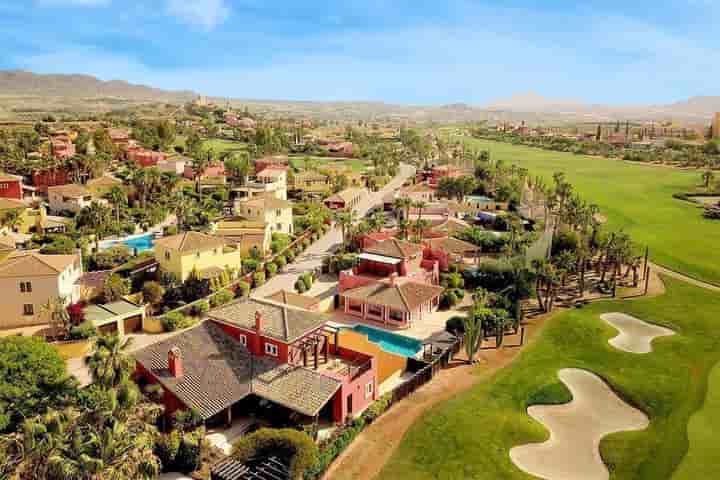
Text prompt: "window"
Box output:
[[238, 334, 247, 346], [365, 381, 374, 398], [20, 281, 32, 293], [264, 342, 279, 356], [164, 251, 171, 261], [196, 252, 201, 259], [276, 223, 282, 231], [23, 304, 34, 316], [275, 209, 281, 216]]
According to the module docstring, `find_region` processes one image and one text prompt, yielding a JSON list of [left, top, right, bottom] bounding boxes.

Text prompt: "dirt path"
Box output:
[[322, 309, 557, 480]]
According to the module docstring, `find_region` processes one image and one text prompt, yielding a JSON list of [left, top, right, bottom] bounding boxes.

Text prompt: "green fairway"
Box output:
[[457, 138, 720, 285], [203, 138, 248, 154], [380, 277, 720, 480], [672, 359, 720, 479]]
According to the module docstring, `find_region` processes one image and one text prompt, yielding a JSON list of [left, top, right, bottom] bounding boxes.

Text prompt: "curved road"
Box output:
[[252, 163, 416, 297]]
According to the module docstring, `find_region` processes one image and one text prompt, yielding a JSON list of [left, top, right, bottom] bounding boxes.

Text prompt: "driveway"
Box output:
[[252, 163, 415, 297]]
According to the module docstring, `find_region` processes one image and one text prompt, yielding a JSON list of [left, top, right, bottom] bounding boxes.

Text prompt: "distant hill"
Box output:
[[0, 70, 197, 102], [0, 70, 716, 124]]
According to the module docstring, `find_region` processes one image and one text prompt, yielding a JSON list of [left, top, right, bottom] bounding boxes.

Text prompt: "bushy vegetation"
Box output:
[[233, 428, 318, 480]]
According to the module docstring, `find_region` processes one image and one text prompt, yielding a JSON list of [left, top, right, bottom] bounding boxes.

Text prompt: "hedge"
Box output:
[[233, 428, 318, 480]]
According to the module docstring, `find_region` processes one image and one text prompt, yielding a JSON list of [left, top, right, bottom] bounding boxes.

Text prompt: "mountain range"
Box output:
[[0, 70, 717, 124]]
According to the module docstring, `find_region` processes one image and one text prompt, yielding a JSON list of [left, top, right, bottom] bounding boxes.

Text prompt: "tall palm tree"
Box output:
[[334, 210, 356, 250], [85, 335, 135, 389], [105, 185, 127, 226]]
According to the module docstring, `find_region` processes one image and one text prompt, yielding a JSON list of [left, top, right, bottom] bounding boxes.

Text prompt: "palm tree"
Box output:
[[105, 185, 127, 226], [397, 217, 410, 240], [1, 208, 22, 232], [333, 210, 356, 251], [393, 197, 413, 221], [702, 169, 715, 189], [368, 210, 385, 232], [86, 335, 135, 389], [41, 296, 71, 339]]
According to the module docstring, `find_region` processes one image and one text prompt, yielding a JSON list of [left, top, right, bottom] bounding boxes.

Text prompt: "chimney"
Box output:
[[249, 310, 263, 356], [255, 310, 263, 333], [168, 347, 183, 378], [389, 272, 398, 286]]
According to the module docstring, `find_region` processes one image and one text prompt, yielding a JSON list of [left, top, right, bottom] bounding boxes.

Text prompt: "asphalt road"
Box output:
[[252, 163, 416, 297]]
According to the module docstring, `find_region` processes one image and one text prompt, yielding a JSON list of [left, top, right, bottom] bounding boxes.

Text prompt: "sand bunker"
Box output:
[[601, 312, 675, 354], [510, 369, 649, 480]]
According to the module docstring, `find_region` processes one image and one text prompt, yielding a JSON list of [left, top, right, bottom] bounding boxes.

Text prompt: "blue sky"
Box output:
[[0, 0, 717, 105]]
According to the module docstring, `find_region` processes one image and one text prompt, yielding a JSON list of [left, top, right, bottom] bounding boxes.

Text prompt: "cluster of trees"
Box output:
[[0, 336, 165, 480], [131, 120, 176, 152]]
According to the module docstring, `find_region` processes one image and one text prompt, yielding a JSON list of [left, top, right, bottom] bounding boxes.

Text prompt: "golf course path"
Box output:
[[601, 313, 675, 354], [650, 263, 720, 293], [510, 368, 649, 480]]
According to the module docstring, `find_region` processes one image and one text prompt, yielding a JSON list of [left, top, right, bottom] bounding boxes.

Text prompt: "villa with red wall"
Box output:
[[133, 298, 378, 426]]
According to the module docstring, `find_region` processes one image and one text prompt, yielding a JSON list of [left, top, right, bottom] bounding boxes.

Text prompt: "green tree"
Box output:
[[0, 336, 75, 433], [103, 274, 130, 303], [85, 335, 135, 389]]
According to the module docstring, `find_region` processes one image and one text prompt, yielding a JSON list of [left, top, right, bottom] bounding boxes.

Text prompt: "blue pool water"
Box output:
[[101, 233, 156, 253], [349, 324, 422, 357]]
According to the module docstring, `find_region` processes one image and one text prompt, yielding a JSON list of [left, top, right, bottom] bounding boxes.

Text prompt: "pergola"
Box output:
[[212, 456, 290, 480]]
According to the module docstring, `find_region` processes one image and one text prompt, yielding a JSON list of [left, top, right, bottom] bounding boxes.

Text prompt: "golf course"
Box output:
[[458, 138, 720, 286], [380, 277, 720, 479], [377, 138, 720, 480]]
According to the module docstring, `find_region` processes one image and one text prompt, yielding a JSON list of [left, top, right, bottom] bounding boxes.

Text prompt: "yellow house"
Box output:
[[235, 196, 293, 236], [154, 231, 241, 282], [212, 219, 270, 256]]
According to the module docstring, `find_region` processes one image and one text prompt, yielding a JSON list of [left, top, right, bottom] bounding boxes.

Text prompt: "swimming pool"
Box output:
[[348, 324, 422, 357], [99, 232, 156, 253]]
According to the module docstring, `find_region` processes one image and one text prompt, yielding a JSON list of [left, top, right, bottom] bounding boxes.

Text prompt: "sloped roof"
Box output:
[[154, 231, 227, 254], [47, 184, 91, 198], [133, 322, 340, 419], [242, 196, 292, 210], [207, 297, 328, 343], [0, 234, 16, 252], [86, 175, 122, 189], [342, 281, 443, 312], [0, 198, 26, 210], [0, 252, 78, 278], [363, 238, 423, 260], [265, 290, 319, 310], [325, 188, 364, 204], [425, 237, 480, 255]]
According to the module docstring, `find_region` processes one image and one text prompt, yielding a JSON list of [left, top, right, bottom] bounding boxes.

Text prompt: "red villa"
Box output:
[[134, 298, 378, 427], [339, 238, 444, 328]]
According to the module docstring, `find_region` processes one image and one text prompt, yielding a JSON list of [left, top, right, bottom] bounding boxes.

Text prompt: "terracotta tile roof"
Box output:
[[342, 280, 443, 312], [75, 270, 111, 290], [265, 290, 319, 310], [86, 175, 122, 189], [207, 298, 328, 343], [363, 238, 423, 260], [47, 184, 91, 198], [0, 252, 78, 278], [0, 198, 26, 210], [242, 196, 292, 210], [133, 322, 340, 419], [425, 237, 479, 254], [154, 231, 227, 254], [325, 188, 365, 204]]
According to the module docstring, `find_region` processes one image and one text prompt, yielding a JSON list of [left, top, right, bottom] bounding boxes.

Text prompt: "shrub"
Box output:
[[295, 280, 307, 293], [243, 258, 259, 274], [210, 290, 234, 307], [190, 300, 209, 317], [39, 235, 77, 255], [237, 281, 251, 297], [160, 312, 185, 332], [69, 321, 97, 340], [232, 428, 318, 480], [175, 429, 204, 473], [155, 430, 181, 471], [142, 281, 165, 306], [103, 274, 130, 303], [286, 249, 296, 262], [445, 316, 466, 335], [173, 409, 203, 432], [441, 272, 464, 289], [253, 271, 266, 288], [362, 393, 392, 423], [182, 274, 210, 302], [266, 262, 278, 278], [275, 256, 287, 269], [440, 290, 459, 309], [93, 245, 131, 270]]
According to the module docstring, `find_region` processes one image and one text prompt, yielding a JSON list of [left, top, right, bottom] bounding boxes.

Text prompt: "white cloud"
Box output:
[[165, 0, 230, 30], [36, 0, 110, 6]]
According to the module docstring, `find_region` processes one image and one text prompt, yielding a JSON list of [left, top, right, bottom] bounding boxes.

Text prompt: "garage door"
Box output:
[[98, 323, 118, 335], [123, 315, 142, 333]]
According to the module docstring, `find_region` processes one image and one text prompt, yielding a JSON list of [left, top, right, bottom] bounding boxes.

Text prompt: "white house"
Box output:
[[47, 184, 97, 214]]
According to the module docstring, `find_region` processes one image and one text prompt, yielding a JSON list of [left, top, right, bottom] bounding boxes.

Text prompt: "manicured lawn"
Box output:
[[203, 138, 248, 154], [458, 138, 720, 285], [672, 359, 720, 479], [289, 156, 368, 173], [380, 277, 720, 479]]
